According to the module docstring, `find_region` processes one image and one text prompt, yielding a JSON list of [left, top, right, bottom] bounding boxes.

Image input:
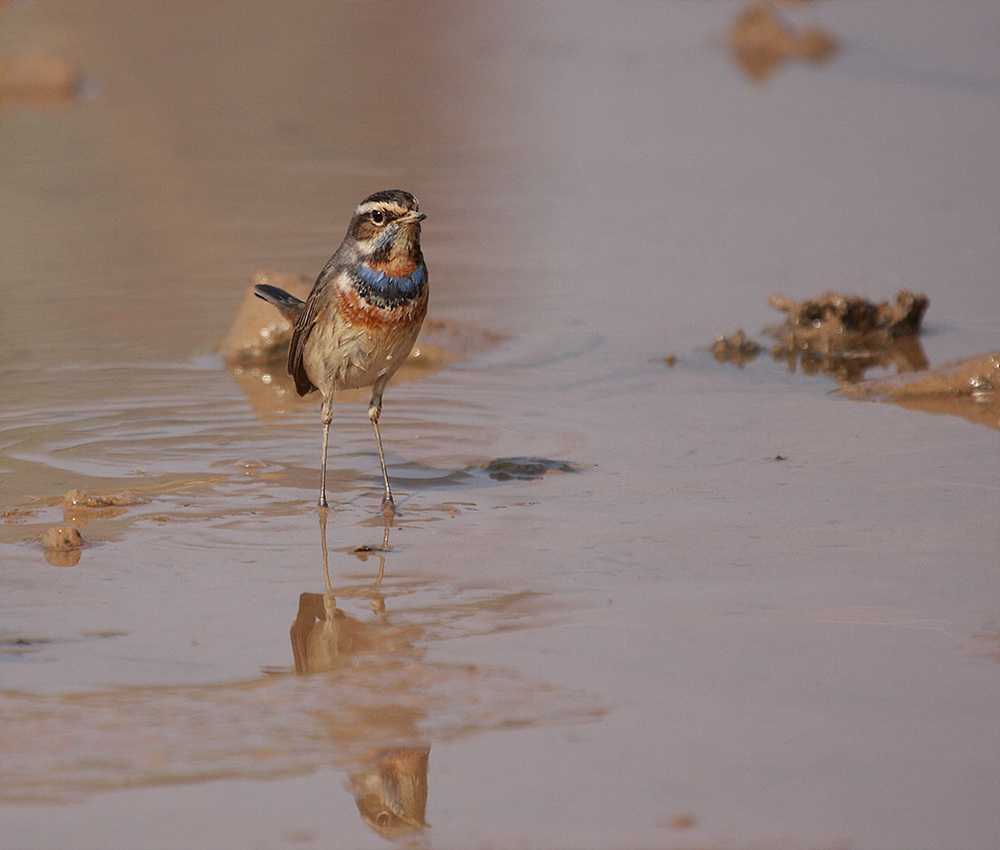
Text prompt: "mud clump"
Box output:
[[838, 352, 1000, 432], [0, 54, 81, 107], [63, 489, 145, 509], [712, 330, 761, 367], [704, 289, 998, 431], [41, 526, 86, 550], [767, 290, 928, 338], [841, 352, 999, 400], [729, 1, 838, 82], [1, 507, 35, 524], [62, 488, 145, 525], [708, 290, 930, 382], [41, 526, 86, 567], [764, 290, 930, 382]]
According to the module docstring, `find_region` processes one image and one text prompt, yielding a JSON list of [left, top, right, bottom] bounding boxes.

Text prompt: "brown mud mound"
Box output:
[[711, 290, 930, 382], [837, 352, 1000, 432], [729, 0, 838, 83], [0, 54, 81, 107], [767, 290, 928, 338], [40, 526, 87, 567], [712, 330, 762, 368], [765, 289, 930, 382], [219, 270, 312, 364], [62, 489, 146, 510]]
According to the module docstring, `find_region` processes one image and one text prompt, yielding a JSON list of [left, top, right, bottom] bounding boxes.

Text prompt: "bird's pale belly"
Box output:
[[303, 316, 422, 395]]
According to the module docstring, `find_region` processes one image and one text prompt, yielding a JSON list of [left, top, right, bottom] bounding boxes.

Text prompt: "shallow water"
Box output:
[[2, 2, 999, 848]]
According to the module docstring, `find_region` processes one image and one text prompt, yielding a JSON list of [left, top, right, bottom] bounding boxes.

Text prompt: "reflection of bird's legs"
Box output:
[[380, 510, 392, 552], [374, 508, 393, 587], [319, 507, 332, 592]]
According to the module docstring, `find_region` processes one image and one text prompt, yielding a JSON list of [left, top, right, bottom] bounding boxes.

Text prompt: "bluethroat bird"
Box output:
[[254, 189, 428, 512]]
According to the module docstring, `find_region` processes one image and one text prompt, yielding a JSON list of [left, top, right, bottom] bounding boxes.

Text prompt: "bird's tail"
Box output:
[[254, 284, 306, 323]]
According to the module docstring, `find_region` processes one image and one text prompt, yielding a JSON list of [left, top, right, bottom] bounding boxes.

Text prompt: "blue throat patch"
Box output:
[[353, 262, 426, 309]]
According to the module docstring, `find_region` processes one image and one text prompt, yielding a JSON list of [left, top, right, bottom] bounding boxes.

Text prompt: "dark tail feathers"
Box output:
[[254, 284, 306, 323]]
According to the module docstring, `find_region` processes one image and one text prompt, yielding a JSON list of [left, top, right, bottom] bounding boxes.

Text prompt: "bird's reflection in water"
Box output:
[[349, 748, 430, 838], [289, 507, 430, 841]]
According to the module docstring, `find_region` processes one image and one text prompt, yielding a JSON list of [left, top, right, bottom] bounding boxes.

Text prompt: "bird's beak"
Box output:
[[404, 211, 427, 224]]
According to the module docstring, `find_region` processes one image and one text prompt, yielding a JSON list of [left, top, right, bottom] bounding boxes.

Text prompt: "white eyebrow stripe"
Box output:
[[355, 201, 410, 216]]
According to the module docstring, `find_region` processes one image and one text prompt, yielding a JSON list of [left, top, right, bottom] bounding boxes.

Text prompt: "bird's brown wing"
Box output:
[[287, 267, 336, 396]]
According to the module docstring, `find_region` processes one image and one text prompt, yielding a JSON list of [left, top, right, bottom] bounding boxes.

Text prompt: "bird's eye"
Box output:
[[370, 210, 385, 224]]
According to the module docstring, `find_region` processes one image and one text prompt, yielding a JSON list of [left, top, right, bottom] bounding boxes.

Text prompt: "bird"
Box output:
[[254, 189, 428, 512]]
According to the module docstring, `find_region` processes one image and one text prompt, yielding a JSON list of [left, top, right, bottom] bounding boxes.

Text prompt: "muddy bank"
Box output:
[[839, 352, 1000, 431]]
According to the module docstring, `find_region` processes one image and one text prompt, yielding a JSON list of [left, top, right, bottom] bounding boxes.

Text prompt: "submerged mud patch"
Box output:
[[475, 458, 584, 482]]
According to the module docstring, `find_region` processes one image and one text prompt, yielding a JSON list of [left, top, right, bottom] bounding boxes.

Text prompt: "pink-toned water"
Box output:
[[2, 3, 998, 848]]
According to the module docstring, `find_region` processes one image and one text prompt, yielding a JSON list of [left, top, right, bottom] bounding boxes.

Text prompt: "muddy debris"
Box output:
[[764, 290, 930, 382], [837, 352, 1000, 432], [62, 488, 145, 525], [40, 526, 86, 567], [708, 291, 930, 381], [41, 526, 86, 550], [1, 507, 35, 524], [63, 489, 145, 509], [767, 290, 928, 337], [712, 330, 762, 367], [840, 352, 999, 400], [0, 54, 81, 107], [729, 0, 838, 82], [705, 291, 998, 430]]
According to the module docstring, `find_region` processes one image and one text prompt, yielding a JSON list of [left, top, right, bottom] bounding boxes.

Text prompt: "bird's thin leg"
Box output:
[[318, 396, 334, 508], [368, 389, 395, 514]]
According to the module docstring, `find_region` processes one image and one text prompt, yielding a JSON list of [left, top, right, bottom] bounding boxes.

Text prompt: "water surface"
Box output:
[[2, 3, 998, 848]]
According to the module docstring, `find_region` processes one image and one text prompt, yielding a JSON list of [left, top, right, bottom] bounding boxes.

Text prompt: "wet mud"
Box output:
[[0, 53, 80, 107], [3, 2, 998, 848], [728, 0, 838, 82], [711, 330, 762, 368], [839, 352, 1000, 431]]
